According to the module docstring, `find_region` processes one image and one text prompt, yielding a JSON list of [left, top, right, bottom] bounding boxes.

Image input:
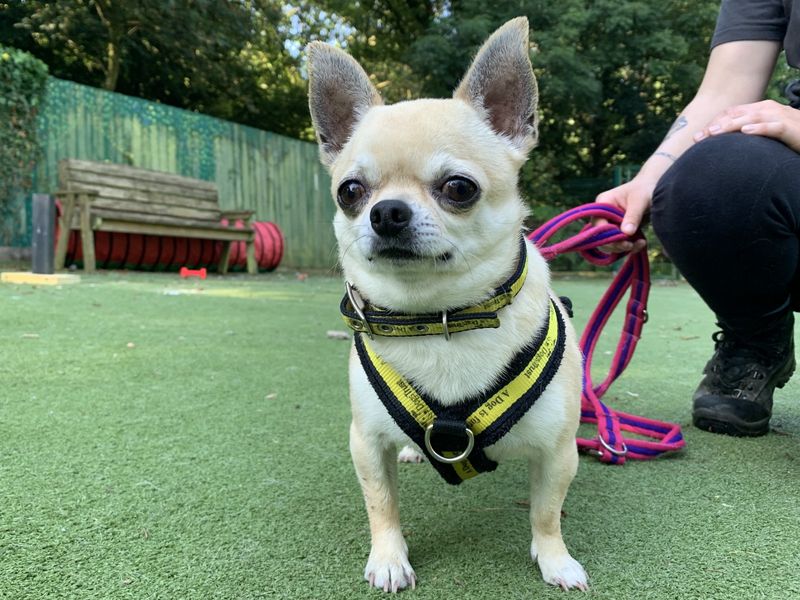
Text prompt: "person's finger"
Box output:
[[694, 104, 754, 141], [741, 120, 784, 137], [598, 240, 633, 254], [593, 189, 624, 232], [592, 216, 635, 254], [621, 198, 648, 236], [741, 120, 800, 152], [595, 188, 624, 209], [695, 119, 731, 141], [595, 188, 616, 202]]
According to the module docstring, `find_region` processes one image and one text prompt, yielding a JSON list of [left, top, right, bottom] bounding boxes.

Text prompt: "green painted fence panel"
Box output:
[[30, 77, 337, 270]]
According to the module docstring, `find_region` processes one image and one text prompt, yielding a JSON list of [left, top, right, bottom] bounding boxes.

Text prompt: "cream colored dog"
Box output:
[[307, 17, 588, 593]]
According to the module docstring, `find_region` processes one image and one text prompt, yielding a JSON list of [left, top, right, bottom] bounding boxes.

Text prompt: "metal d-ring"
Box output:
[[424, 423, 474, 464], [345, 281, 373, 339], [441, 311, 451, 341], [598, 435, 628, 457]]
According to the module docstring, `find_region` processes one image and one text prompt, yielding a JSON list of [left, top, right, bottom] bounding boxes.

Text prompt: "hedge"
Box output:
[[0, 45, 48, 241]]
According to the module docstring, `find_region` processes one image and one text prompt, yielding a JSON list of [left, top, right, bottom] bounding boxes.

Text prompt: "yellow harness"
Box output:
[[354, 298, 566, 484]]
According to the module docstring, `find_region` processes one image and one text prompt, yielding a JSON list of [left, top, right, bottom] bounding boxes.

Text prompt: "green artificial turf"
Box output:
[[1, 271, 798, 600]]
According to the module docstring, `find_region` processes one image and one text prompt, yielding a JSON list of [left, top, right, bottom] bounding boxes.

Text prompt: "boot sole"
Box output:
[[692, 412, 770, 437], [693, 354, 796, 437]]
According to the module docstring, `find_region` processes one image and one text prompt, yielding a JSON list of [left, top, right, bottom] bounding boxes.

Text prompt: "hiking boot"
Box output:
[[692, 312, 796, 437]]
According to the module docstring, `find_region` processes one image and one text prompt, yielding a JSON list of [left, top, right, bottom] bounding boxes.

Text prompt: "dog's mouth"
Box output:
[[370, 247, 453, 263]]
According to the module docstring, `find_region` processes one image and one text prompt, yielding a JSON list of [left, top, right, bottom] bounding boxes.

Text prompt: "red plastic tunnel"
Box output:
[[60, 220, 284, 272]]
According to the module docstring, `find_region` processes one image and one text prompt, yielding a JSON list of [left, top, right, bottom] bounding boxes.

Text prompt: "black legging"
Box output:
[[651, 132, 800, 333]]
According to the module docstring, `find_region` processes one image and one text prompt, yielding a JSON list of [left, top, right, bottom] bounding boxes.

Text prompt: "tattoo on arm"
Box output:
[[653, 151, 677, 162], [665, 115, 688, 140]]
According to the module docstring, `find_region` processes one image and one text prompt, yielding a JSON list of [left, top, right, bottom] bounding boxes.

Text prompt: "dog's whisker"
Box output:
[[441, 237, 473, 275], [339, 234, 370, 264]]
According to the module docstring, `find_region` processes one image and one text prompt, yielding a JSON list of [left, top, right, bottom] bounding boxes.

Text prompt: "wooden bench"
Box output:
[[54, 159, 257, 274]]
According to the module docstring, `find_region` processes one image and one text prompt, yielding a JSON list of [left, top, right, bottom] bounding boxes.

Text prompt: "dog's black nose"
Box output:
[[370, 200, 411, 237]]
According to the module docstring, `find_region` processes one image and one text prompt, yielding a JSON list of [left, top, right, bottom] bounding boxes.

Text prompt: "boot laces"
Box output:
[[707, 331, 776, 395]]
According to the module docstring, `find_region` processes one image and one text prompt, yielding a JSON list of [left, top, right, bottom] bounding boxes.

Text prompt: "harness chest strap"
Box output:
[[341, 237, 529, 338], [355, 298, 566, 485]]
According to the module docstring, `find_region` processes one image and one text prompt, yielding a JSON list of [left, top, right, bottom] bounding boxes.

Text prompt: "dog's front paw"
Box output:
[[397, 445, 425, 463], [535, 551, 588, 592], [365, 546, 417, 593]]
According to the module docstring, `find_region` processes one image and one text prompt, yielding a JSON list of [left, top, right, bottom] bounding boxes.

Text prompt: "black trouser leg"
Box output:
[[652, 132, 800, 333]]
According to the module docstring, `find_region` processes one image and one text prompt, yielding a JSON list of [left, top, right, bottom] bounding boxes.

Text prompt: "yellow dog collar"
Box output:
[[340, 236, 528, 339]]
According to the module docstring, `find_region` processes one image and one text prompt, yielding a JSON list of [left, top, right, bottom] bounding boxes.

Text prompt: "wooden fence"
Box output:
[[27, 77, 337, 270]]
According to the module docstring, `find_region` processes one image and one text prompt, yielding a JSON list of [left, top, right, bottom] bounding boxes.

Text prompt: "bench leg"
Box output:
[[245, 238, 257, 274], [218, 241, 232, 274], [79, 195, 96, 273], [54, 195, 75, 270]]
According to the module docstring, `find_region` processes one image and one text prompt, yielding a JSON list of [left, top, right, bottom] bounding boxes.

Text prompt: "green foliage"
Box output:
[[2, 0, 782, 218], [0, 45, 48, 238], [275, 1, 721, 211], [0, 1, 309, 138], [311, 0, 444, 102], [767, 51, 798, 101], [1, 0, 725, 177], [398, 0, 720, 210]]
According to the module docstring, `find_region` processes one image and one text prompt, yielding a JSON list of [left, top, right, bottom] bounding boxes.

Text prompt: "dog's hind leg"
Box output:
[[528, 441, 589, 591], [350, 420, 417, 592]]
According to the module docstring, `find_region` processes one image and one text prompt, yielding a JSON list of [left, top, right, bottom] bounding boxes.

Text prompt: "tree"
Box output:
[[0, 0, 310, 137], [401, 0, 720, 208], [287, 0, 719, 206], [1, 0, 754, 204]]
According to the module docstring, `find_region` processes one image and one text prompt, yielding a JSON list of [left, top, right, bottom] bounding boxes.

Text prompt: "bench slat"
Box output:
[[96, 219, 253, 241], [74, 195, 223, 223], [63, 159, 218, 193], [63, 171, 220, 207], [87, 209, 234, 229]]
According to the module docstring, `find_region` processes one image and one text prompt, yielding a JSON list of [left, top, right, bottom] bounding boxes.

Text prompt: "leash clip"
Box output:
[[424, 422, 474, 463], [345, 282, 374, 340], [598, 435, 628, 457]]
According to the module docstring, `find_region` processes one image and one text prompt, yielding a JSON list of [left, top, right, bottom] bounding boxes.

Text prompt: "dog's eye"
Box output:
[[337, 180, 367, 209], [440, 177, 479, 205]]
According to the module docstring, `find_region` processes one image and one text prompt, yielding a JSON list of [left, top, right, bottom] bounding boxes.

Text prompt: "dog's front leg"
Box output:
[[528, 442, 589, 591], [350, 420, 416, 592]]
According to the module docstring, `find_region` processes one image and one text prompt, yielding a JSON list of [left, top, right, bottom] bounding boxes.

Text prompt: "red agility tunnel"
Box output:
[[61, 220, 284, 272], [222, 221, 285, 272]]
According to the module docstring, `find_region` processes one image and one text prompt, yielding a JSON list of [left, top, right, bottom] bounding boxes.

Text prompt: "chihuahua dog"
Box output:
[[307, 17, 588, 593]]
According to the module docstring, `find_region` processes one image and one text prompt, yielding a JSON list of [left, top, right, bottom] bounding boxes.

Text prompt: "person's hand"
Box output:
[[594, 177, 653, 253], [694, 99, 800, 151]]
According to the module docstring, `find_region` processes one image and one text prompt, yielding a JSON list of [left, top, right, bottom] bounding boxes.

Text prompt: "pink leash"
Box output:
[[529, 203, 686, 464]]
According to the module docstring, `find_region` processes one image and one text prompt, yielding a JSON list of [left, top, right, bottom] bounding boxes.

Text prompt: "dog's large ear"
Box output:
[[307, 42, 383, 167], [454, 17, 538, 152]]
